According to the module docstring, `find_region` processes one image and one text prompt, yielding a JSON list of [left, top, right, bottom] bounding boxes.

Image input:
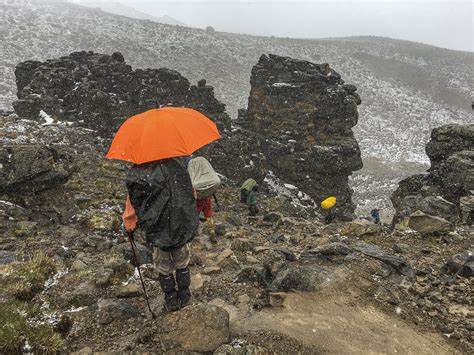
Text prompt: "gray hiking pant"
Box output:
[[153, 244, 190, 275]]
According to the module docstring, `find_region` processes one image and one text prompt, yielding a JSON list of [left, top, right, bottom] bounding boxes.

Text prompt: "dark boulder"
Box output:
[[354, 242, 414, 279], [269, 263, 332, 292], [0, 145, 73, 194], [13, 51, 231, 136], [392, 124, 474, 225], [238, 54, 363, 219]]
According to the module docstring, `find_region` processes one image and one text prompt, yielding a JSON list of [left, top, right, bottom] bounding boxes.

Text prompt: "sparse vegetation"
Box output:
[[4, 253, 57, 301], [0, 300, 63, 353]]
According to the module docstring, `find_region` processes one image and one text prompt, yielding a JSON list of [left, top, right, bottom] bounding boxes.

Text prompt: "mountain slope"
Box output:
[[69, 0, 187, 26], [1, 0, 473, 215]]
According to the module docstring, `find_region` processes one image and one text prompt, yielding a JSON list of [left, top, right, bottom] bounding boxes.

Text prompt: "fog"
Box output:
[[74, 0, 473, 52]]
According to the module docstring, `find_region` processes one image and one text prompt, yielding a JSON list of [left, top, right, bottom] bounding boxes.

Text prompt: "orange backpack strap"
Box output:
[[122, 195, 138, 232]]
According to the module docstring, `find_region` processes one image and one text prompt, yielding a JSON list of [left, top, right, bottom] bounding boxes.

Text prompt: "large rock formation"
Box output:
[[238, 54, 363, 219], [13, 51, 230, 135], [391, 124, 474, 225]]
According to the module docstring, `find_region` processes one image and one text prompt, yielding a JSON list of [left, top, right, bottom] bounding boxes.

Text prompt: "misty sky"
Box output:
[[78, 0, 473, 51]]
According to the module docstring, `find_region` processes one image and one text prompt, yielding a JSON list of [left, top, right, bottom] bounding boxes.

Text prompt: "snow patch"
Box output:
[[39, 110, 54, 125]]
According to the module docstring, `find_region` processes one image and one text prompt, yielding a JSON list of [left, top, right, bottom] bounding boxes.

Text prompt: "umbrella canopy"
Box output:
[[106, 107, 221, 164]]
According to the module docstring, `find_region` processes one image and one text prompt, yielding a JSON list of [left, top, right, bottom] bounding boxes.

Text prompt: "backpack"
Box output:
[[240, 178, 257, 203], [187, 157, 221, 199]]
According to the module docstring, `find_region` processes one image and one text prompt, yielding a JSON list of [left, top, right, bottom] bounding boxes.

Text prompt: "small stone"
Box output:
[[460, 261, 473, 278], [116, 284, 141, 298], [95, 268, 113, 287], [263, 212, 283, 224], [226, 213, 243, 227], [341, 219, 382, 237], [71, 259, 88, 272], [216, 249, 240, 270], [215, 223, 227, 236], [272, 247, 297, 261], [97, 299, 140, 325], [374, 286, 400, 305], [393, 243, 410, 254], [238, 294, 250, 304], [190, 274, 204, 290], [202, 266, 221, 275], [245, 255, 259, 264], [253, 246, 271, 253], [231, 238, 253, 252], [66, 280, 97, 307], [269, 292, 287, 307]]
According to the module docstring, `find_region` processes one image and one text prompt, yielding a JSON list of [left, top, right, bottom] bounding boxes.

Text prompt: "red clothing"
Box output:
[[196, 197, 213, 218]]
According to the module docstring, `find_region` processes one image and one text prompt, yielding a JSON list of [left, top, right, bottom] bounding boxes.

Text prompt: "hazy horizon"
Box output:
[[72, 0, 473, 52]]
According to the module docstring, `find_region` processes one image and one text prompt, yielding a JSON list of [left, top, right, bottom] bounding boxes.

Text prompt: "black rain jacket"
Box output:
[[126, 158, 198, 251]]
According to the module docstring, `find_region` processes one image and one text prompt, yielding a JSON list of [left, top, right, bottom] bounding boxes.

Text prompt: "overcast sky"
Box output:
[[78, 0, 473, 51]]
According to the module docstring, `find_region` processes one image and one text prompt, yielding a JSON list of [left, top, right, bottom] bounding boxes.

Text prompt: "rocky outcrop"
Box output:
[[13, 51, 230, 136], [238, 54, 363, 219], [391, 124, 474, 225], [0, 145, 73, 194]]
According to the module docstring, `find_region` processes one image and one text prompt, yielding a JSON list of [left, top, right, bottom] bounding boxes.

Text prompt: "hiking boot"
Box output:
[[175, 267, 192, 307], [158, 273, 180, 312]]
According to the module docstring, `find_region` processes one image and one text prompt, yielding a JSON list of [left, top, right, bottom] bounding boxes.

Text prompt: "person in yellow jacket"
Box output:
[[321, 196, 337, 224]]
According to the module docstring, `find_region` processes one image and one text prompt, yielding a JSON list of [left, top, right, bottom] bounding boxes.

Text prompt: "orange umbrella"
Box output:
[[106, 107, 221, 164]]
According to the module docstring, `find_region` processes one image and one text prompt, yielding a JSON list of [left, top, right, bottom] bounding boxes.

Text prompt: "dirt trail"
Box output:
[[234, 278, 458, 354]]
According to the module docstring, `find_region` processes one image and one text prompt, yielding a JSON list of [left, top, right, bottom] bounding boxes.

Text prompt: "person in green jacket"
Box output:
[[247, 184, 259, 216]]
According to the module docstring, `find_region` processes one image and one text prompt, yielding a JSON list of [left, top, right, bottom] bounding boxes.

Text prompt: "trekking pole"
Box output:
[[128, 234, 156, 318]]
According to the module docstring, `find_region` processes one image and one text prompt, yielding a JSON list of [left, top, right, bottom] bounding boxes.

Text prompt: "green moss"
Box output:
[[5, 253, 57, 301], [0, 300, 62, 353]]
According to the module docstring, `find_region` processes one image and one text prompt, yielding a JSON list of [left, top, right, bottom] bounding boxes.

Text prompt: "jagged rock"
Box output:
[[393, 243, 410, 254], [13, 51, 230, 135], [235, 265, 271, 286], [341, 219, 382, 237], [407, 211, 452, 235], [161, 304, 229, 352], [460, 262, 473, 278], [392, 124, 473, 224], [216, 249, 240, 270], [459, 196, 474, 225], [374, 286, 400, 305], [301, 242, 353, 258], [425, 125, 474, 170], [202, 266, 221, 275], [239, 54, 363, 219], [0, 145, 73, 194], [416, 196, 457, 222], [269, 263, 332, 292], [354, 242, 414, 279], [97, 298, 140, 325], [443, 252, 473, 276], [272, 247, 297, 261]]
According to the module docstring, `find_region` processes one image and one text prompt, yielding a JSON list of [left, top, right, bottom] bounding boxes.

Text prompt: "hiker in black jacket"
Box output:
[[126, 158, 199, 311]]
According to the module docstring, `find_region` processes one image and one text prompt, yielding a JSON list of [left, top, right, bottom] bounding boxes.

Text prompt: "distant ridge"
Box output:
[[68, 0, 187, 26]]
